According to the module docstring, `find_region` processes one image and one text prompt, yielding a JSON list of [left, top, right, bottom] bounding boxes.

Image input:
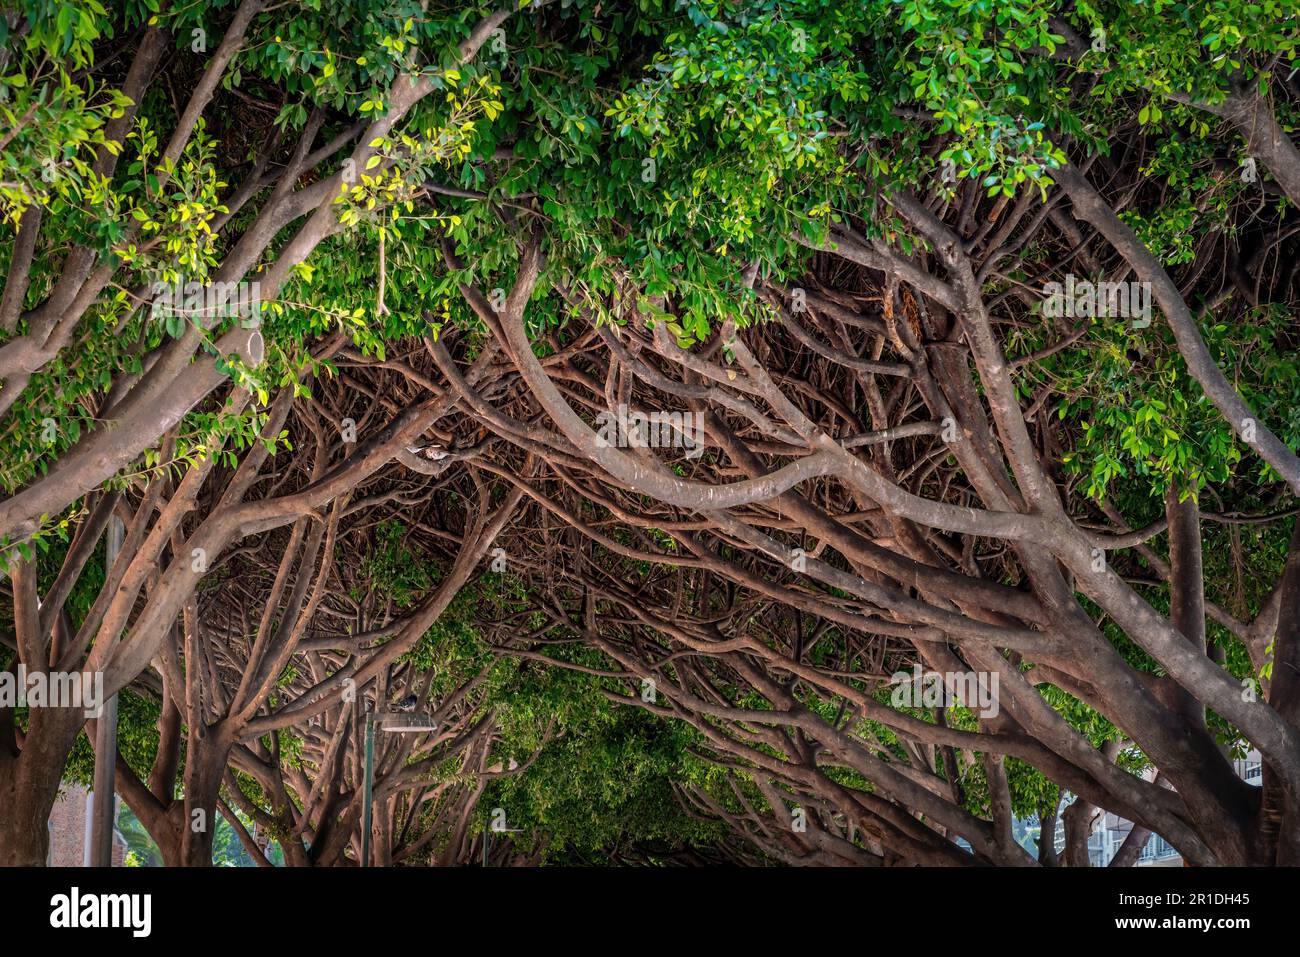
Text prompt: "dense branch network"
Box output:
[[3, 0, 1300, 867]]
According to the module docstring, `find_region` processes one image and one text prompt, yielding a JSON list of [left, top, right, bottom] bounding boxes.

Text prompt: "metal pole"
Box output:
[[81, 791, 94, 867], [90, 516, 123, 867], [361, 712, 375, 867]]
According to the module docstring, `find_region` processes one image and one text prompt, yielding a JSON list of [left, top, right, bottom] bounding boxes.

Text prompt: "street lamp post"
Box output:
[[361, 713, 376, 868], [90, 515, 124, 867], [360, 710, 435, 867]]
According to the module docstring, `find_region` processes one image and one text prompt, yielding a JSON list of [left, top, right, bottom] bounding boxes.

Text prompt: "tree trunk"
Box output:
[[0, 757, 52, 866], [0, 708, 87, 866], [173, 725, 234, 866]]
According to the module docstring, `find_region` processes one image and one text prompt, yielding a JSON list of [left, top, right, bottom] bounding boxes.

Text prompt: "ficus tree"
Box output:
[[6, 0, 1300, 868]]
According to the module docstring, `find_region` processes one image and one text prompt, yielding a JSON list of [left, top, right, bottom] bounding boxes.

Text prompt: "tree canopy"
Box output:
[[3, 0, 1300, 868]]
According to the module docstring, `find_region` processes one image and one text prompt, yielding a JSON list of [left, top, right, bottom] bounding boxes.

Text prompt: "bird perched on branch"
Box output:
[[394, 693, 419, 713], [399, 437, 495, 476], [405, 443, 448, 461]]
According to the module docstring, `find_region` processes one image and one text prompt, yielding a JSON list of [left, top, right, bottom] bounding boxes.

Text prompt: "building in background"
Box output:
[[1011, 750, 1263, 866], [46, 781, 127, 867], [1086, 749, 1263, 867]]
